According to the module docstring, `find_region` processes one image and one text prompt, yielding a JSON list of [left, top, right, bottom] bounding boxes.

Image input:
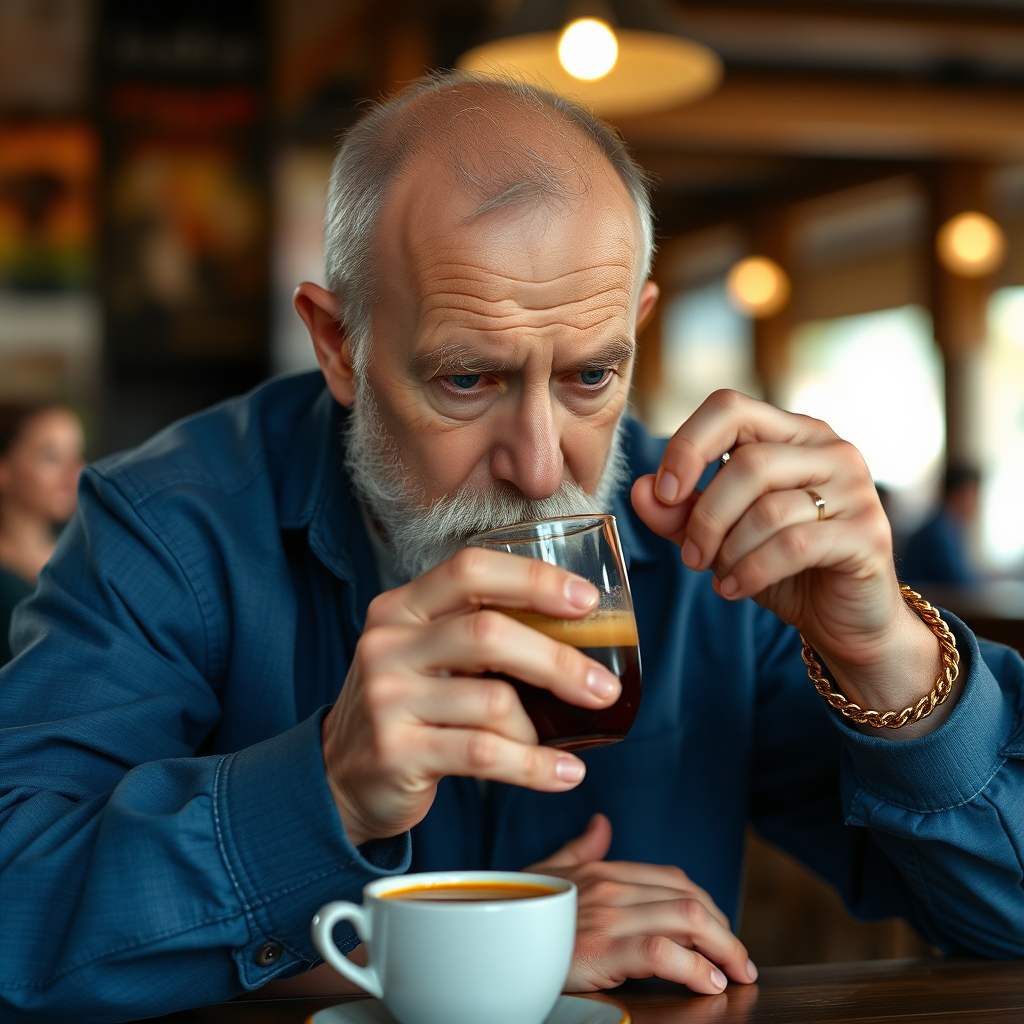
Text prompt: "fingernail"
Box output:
[[656, 470, 680, 503], [710, 968, 727, 990], [747, 958, 758, 982], [565, 577, 598, 610], [681, 538, 701, 568], [556, 757, 585, 782], [586, 667, 619, 700], [720, 575, 738, 597]]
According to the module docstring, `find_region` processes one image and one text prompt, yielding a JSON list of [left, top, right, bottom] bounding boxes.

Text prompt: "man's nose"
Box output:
[[490, 391, 563, 500]]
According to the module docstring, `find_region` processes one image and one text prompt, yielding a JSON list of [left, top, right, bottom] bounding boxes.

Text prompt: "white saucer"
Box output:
[[308, 994, 629, 1024]]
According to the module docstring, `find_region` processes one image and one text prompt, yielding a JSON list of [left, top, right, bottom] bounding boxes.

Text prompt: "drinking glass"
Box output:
[[465, 514, 641, 750]]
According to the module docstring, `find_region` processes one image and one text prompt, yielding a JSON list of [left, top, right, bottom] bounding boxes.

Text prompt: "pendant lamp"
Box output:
[[456, 0, 722, 119]]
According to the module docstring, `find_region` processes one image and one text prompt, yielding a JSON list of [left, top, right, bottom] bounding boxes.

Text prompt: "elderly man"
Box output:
[[1, 73, 1022, 1022]]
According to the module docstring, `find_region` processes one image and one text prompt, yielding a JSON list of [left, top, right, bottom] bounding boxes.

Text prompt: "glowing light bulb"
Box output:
[[936, 212, 1006, 278], [726, 256, 791, 318], [557, 18, 618, 81]]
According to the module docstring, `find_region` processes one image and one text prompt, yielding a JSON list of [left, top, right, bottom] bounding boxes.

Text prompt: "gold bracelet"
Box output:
[[799, 585, 960, 729]]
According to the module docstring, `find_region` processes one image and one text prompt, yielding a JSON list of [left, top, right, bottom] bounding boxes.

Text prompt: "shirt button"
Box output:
[[255, 941, 283, 967]]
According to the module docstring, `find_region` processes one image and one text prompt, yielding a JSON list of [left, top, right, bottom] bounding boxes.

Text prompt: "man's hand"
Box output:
[[530, 815, 757, 994], [631, 390, 953, 736], [320, 548, 624, 847]]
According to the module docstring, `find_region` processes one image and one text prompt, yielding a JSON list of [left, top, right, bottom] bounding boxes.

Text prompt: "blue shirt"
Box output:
[[1, 372, 1022, 1022]]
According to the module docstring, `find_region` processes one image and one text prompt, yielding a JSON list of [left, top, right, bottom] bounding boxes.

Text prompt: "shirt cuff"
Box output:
[[215, 708, 411, 987], [834, 613, 1019, 815]]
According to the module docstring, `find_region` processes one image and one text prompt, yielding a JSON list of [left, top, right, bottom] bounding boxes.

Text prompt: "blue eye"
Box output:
[[580, 369, 607, 386], [449, 374, 481, 389]]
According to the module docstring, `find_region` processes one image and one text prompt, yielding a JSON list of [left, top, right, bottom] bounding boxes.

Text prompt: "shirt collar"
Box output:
[[277, 389, 377, 608]]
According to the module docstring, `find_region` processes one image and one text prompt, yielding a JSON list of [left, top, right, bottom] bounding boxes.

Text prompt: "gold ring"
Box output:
[[807, 490, 826, 520]]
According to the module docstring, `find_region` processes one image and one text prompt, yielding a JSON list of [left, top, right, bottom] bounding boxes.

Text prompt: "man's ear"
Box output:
[[636, 280, 660, 334], [293, 282, 356, 407]]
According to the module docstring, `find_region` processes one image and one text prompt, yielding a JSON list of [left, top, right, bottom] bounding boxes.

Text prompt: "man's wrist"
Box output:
[[820, 601, 960, 739]]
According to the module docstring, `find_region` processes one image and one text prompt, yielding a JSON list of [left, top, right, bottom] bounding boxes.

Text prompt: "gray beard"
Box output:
[[343, 381, 630, 581]]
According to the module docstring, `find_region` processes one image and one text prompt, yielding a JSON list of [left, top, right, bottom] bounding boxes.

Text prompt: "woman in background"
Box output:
[[0, 402, 85, 665]]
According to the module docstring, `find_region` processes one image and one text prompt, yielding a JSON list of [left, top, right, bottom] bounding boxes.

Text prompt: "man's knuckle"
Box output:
[[753, 493, 788, 532], [587, 878, 621, 904], [780, 525, 809, 560], [452, 546, 488, 582], [484, 680, 516, 720], [678, 897, 708, 930], [798, 411, 833, 440], [466, 731, 500, 770], [708, 388, 743, 415], [667, 865, 690, 887], [358, 624, 399, 662], [640, 935, 676, 970], [831, 437, 864, 468], [468, 609, 506, 649], [733, 442, 770, 477], [362, 671, 404, 714], [365, 592, 394, 626], [689, 502, 724, 539]]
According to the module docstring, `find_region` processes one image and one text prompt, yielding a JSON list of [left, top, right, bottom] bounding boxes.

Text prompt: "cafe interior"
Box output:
[[1, 0, 1022, 981]]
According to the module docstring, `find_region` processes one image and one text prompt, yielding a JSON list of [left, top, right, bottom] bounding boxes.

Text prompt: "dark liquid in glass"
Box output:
[[488, 610, 642, 751]]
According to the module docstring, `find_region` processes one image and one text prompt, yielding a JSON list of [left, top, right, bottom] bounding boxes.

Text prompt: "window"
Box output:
[[981, 288, 1024, 571], [779, 306, 944, 493], [647, 280, 757, 437]]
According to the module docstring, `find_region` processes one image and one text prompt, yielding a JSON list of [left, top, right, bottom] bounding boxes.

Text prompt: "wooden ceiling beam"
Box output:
[[618, 71, 1024, 162]]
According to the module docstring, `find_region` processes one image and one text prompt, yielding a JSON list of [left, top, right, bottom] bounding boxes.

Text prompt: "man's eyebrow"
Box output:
[[411, 337, 636, 379], [410, 343, 518, 379], [567, 338, 635, 369]]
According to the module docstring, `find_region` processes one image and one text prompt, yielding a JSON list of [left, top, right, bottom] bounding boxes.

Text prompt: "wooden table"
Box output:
[[139, 957, 1024, 1024]]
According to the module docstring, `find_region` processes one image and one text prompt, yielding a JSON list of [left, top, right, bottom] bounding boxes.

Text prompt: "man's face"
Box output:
[[364, 151, 648, 508]]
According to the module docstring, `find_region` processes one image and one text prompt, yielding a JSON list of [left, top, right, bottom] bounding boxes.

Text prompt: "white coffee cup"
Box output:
[[311, 870, 577, 1024]]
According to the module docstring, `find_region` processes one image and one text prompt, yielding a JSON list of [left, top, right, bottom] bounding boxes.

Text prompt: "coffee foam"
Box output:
[[494, 608, 639, 647]]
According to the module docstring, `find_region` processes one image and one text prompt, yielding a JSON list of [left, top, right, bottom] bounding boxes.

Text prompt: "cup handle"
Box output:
[[311, 901, 383, 999]]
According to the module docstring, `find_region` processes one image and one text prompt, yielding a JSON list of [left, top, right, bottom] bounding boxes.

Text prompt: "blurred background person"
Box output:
[[0, 402, 85, 665], [901, 464, 982, 587]]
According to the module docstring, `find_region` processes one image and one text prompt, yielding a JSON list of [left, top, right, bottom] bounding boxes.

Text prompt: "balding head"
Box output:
[[324, 71, 654, 374]]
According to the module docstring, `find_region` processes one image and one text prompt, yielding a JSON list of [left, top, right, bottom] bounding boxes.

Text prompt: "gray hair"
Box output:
[[323, 69, 655, 375]]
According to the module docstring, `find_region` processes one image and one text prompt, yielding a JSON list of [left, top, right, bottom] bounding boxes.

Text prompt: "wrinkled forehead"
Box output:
[[378, 150, 643, 302]]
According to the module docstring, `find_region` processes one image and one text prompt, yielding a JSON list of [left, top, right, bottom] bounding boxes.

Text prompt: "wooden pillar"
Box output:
[[751, 208, 793, 408], [928, 164, 994, 468]]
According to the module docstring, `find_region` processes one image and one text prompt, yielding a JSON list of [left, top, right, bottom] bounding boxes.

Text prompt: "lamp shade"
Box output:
[[457, 1, 721, 118]]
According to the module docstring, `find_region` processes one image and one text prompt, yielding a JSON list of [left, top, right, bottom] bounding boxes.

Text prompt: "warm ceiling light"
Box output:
[[558, 18, 619, 80], [936, 212, 1006, 278], [726, 256, 791, 319], [457, 1, 722, 119]]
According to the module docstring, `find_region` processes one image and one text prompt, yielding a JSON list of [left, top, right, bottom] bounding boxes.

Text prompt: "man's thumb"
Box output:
[[532, 813, 612, 869]]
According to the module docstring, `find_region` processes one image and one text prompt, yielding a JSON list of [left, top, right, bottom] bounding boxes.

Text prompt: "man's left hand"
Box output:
[[529, 815, 757, 994], [631, 390, 952, 735]]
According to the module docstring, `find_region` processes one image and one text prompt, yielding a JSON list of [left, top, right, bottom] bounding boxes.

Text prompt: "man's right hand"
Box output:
[[319, 547, 623, 848]]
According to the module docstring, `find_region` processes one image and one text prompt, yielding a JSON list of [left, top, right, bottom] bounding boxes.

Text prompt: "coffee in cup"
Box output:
[[311, 871, 576, 1024]]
